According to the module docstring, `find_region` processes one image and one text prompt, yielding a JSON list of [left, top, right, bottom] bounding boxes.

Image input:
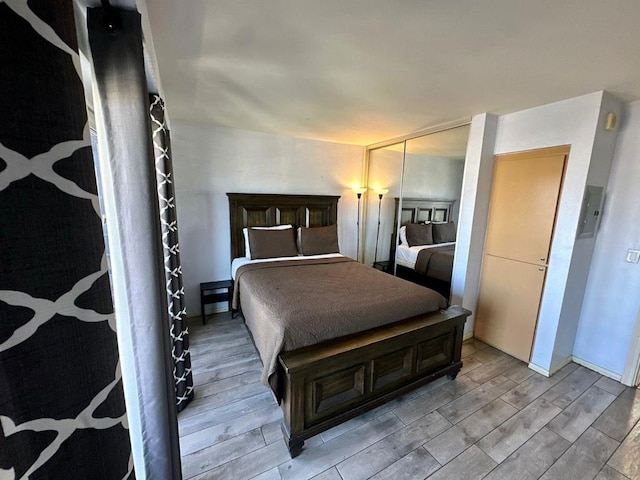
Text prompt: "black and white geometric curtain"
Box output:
[[0, 1, 132, 478], [150, 94, 194, 412]]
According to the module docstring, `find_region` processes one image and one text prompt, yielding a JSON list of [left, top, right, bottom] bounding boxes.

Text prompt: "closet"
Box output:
[[474, 146, 569, 362]]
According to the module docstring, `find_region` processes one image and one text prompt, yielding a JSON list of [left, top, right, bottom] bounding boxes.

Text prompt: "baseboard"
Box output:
[[529, 355, 623, 382], [527, 362, 550, 377], [528, 357, 572, 377], [572, 355, 622, 382], [549, 356, 574, 376]]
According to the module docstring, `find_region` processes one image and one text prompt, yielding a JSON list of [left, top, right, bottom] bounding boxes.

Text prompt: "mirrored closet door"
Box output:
[[401, 126, 469, 225], [363, 124, 470, 299], [363, 142, 404, 268]]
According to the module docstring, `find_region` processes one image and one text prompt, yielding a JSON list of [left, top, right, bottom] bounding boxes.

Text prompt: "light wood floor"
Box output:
[[178, 311, 640, 480]]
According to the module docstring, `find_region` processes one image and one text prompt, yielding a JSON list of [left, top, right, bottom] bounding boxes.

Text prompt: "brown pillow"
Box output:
[[299, 224, 339, 255], [248, 228, 298, 259], [406, 223, 433, 246], [433, 221, 456, 243]]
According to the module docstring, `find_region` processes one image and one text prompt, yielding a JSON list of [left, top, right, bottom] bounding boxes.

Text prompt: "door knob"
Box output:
[[538, 267, 545, 271]]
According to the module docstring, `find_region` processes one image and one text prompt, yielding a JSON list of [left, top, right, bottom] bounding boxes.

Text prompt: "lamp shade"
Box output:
[[352, 186, 367, 195], [376, 188, 389, 196]]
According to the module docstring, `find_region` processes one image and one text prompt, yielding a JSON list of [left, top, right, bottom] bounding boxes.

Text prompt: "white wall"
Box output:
[[402, 153, 465, 221], [551, 92, 625, 370], [456, 92, 623, 372], [363, 147, 403, 266], [573, 101, 640, 378], [171, 122, 365, 315], [451, 113, 498, 337], [493, 92, 619, 372]]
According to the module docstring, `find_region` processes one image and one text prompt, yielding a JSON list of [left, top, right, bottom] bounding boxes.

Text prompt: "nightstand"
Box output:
[[373, 260, 390, 273], [200, 280, 233, 324]]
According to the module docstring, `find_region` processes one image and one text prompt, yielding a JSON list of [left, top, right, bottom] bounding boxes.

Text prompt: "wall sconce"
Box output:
[[373, 188, 389, 264], [352, 187, 367, 261]]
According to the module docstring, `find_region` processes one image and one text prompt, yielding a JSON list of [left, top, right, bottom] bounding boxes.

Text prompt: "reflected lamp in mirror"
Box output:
[[373, 188, 389, 264], [352, 187, 367, 261], [374, 187, 389, 200], [352, 186, 367, 198]]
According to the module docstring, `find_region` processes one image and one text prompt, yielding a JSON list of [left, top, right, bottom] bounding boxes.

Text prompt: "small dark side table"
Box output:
[[200, 279, 233, 324], [373, 260, 390, 273]]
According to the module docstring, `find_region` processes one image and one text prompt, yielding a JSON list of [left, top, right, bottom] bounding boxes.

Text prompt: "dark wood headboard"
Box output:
[[227, 193, 340, 260]]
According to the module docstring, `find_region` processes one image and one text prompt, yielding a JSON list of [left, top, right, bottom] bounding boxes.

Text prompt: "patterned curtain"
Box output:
[[150, 94, 194, 411], [0, 1, 132, 478]]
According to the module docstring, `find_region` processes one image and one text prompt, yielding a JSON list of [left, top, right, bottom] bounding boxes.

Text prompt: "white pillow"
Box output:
[[399, 225, 407, 245], [243, 224, 293, 258]]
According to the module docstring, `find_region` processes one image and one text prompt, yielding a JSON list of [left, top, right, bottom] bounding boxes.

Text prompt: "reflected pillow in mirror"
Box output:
[[399, 225, 407, 245], [406, 223, 433, 246], [432, 221, 456, 243]]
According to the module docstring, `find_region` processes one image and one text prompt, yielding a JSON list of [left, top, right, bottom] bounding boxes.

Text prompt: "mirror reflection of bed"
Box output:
[[391, 198, 457, 298], [364, 124, 469, 301]]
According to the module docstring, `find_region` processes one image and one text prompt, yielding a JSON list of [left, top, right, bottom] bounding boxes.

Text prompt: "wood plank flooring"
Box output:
[[179, 312, 640, 480]]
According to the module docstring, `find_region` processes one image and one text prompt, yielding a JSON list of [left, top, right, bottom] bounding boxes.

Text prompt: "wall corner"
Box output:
[[451, 112, 498, 333]]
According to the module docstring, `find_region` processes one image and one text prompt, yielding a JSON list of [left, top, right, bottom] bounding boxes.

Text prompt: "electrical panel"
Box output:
[[577, 185, 604, 239]]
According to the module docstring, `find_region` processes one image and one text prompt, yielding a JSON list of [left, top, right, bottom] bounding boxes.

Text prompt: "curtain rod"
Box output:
[[100, 0, 121, 32]]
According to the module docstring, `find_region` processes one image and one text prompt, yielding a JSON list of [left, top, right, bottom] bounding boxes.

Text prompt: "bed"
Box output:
[[391, 198, 457, 298], [228, 193, 470, 457]]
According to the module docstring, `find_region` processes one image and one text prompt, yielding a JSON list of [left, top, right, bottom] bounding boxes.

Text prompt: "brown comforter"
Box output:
[[233, 256, 447, 399], [414, 245, 455, 282]]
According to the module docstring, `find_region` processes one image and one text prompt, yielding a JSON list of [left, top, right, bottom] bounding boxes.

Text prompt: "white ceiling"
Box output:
[[145, 0, 640, 146]]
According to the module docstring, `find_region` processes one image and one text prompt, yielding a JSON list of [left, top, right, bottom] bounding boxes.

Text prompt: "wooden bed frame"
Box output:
[[228, 193, 470, 457], [391, 197, 456, 298]]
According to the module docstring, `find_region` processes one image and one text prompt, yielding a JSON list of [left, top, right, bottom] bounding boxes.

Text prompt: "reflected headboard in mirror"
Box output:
[[227, 193, 340, 260], [394, 197, 455, 227], [389, 197, 456, 267]]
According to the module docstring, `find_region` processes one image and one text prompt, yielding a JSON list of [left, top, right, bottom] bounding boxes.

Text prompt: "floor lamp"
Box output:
[[373, 188, 389, 264], [353, 187, 367, 261]]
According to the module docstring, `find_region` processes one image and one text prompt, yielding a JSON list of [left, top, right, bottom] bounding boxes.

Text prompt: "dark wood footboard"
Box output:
[[278, 305, 470, 457]]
